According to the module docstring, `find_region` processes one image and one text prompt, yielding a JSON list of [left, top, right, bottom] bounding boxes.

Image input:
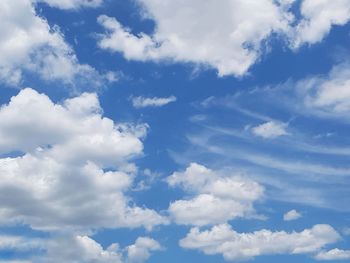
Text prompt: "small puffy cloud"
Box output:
[[167, 163, 264, 226], [0, 0, 106, 87], [252, 121, 288, 139], [283, 209, 302, 221], [131, 95, 176, 108], [35, 0, 103, 9], [0, 88, 167, 232], [127, 237, 162, 263], [180, 224, 340, 261], [315, 249, 350, 261]]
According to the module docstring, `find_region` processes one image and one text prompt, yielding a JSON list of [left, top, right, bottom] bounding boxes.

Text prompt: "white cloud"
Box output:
[[0, 88, 167, 232], [131, 95, 176, 108], [0, 0, 105, 86], [283, 209, 302, 221], [97, 1, 293, 77], [167, 163, 264, 226], [315, 248, 350, 261], [297, 62, 350, 115], [97, 0, 350, 77], [291, 0, 350, 48], [180, 224, 340, 261], [127, 237, 162, 263], [252, 121, 288, 139], [35, 0, 103, 9]]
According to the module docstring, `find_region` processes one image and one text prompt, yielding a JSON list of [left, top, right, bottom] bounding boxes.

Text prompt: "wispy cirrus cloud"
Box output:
[[131, 95, 176, 108]]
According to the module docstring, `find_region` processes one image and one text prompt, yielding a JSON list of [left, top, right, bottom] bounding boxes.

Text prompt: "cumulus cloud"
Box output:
[[0, 88, 167, 232], [252, 121, 288, 138], [291, 0, 350, 48], [315, 248, 350, 261], [283, 209, 302, 221], [0, 0, 106, 86], [0, 234, 161, 263], [180, 223, 340, 261], [167, 163, 264, 226], [97, 0, 350, 77], [97, 0, 293, 77], [0, 235, 43, 251], [131, 95, 176, 108], [127, 237, 162, 263]]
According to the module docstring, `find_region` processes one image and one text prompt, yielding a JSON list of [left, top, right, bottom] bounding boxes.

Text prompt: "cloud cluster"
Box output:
[[0, 88, 167, 232], [167, 163, 264, 226], [97, 0, 350, 77], [0, 0, 106, 86], [180, 223, 340, 261]]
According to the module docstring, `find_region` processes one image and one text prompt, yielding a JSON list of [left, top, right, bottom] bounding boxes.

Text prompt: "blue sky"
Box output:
[[0, 0, 350, 262]]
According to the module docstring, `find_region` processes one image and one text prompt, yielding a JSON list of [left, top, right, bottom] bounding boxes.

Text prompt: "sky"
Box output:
[[0, 0, 350, 262]]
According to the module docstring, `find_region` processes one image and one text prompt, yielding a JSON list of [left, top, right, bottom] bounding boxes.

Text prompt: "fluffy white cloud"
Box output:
[[131, 96, 176, 108], [283, 209, 302, 221], [0, 88, 167, 232], [97, 0, 293, 77], [35, 0, 103, 9], [127, 237, 162, 263], [297, 62, 350, 115], [252, 121, 288, 139], [43, 235, 123, 263], [291, 0, 350, 48], [0, 0, 105, 86], [167, 163, 264, 226], [180, 223, 340, 261], [315, 248, 350, 261], [97, 0, 350, 77]]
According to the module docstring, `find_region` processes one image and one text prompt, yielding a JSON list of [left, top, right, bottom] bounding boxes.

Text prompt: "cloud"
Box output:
[[127, 237, 162, 263], [290, 0, 350, 48], [97, 0, 350, 77], [252, 121, 288, 138], [0, 234, 161, 263], [97, 1, 293, 77], [131, 95, 176, 108], [0, 235, 44, 251], [180, 224, 340, 261], [35, 0, 103, 9], [315, 248, 350, 261], [0, 0, 106, 87], [283, 209, 302, 221], [0, 88, 167, 232], [167, 163, 264, 226], [296, 62, 350, 116]]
